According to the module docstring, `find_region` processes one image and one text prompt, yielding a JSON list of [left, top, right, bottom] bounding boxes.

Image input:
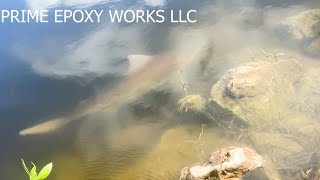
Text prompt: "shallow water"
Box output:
[[2, 0, 320, 180]]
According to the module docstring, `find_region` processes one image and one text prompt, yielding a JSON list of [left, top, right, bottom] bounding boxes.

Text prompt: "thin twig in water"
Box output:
[[260, 48, 273, 63], [184, 124, 207, 163], [248, 48, 255, 61], [178, 71, 188, 96], [178, 71, 189, 112]]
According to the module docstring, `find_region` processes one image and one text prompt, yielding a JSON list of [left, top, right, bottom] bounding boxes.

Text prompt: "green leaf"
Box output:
[[21, 159, 30, 175], [30, 162, 37, 174], [29, 163, 38, 180], [38, 162, 53, 180]]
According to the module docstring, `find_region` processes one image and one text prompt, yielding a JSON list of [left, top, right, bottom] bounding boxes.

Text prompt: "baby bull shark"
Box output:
[[19, 55, 178, 136]]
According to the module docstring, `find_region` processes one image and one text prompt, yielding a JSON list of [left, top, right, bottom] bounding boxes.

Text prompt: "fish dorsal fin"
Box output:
[[127, 55, 154, 74]]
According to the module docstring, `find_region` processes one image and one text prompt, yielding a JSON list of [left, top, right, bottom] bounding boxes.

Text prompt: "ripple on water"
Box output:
[[76, 119, 166, 179]]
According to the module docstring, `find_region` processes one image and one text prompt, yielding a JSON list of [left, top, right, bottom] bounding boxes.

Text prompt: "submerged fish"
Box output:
[[19, 55, 178, 136]]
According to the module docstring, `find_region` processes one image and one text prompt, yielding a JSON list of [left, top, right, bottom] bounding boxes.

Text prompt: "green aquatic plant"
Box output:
[[21, 159, 53, 180], [178, 94, 206, 113], [301, 169, 312, 179]]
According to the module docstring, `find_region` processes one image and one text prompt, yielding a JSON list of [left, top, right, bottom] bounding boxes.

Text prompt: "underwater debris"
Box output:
[[179, 146, 265, 180]]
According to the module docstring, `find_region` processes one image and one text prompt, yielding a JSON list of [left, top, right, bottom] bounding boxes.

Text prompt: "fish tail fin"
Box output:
[[19, 117, 69, 136]]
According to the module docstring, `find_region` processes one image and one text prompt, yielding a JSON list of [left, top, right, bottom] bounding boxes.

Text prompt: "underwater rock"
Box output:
[[237, 7, 264, 29], [180, 146, 265, 180], [275, 9, 320, 55], [223, 62, 272, 98], [276, 9, 320, 41], [206, 47, 320, 179], [210, 60, 293, 126], [209, 58, 309, 179]]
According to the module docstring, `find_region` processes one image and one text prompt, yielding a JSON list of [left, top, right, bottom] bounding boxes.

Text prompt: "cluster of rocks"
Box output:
[[210, 57, 320, 178], [179, 50, 320, 179]]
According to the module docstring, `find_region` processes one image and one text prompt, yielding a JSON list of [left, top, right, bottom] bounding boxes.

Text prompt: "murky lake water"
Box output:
[[1, 0, 320, 179]]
